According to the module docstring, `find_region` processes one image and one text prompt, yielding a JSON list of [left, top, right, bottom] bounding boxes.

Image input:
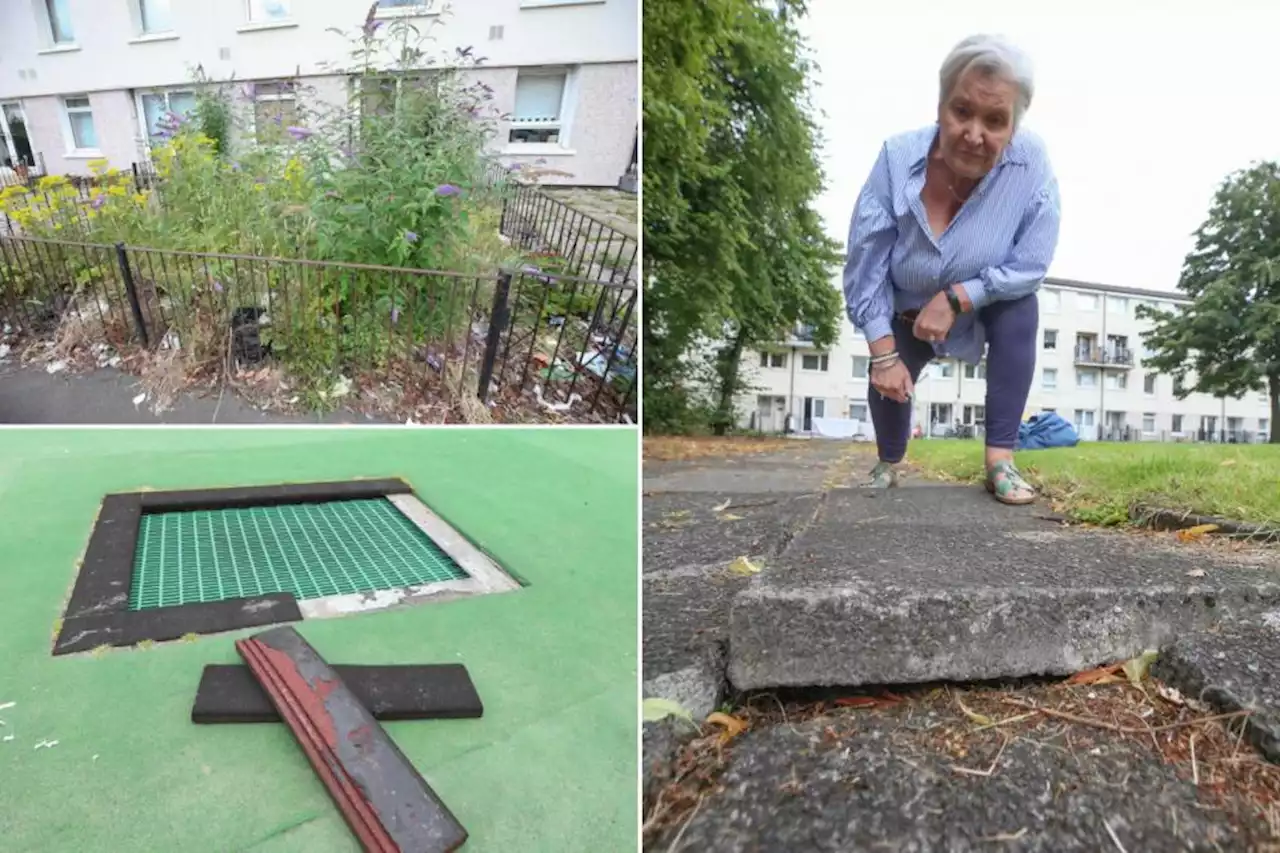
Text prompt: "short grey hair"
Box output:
[[939, 34, 1035, 127]]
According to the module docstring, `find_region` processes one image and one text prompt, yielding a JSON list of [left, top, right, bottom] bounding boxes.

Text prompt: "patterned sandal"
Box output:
[[861, 461, 901, 489], [985, 459, 1035, 505]]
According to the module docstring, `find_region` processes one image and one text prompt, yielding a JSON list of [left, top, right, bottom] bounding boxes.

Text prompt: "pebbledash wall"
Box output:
[[0, 0, 638, 186], [739, 277, 1274, 442]]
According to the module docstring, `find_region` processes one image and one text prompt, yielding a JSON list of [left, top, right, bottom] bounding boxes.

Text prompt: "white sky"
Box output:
[[799, 0, 1280, 293]]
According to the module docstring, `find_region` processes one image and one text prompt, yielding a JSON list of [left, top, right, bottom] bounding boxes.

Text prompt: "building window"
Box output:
[[1142, 413, 1156, 433], [1173, 375, 1185, 395], [1078, 292, 1100, 311], [139, 0, 173, 33], [253, 82, 299, 144], [376, 0, 434, 11], [963, 404, 986, 425], [1074, 409, 1096, 429], [46, 0, 75, 43], [1108, 296, 1129, 315], [963, 362, 987, 380], [61, 96, 98, 153], [1076, 369, 1097, 389], [1104, 372, 1127, 390], [510, 68, 572, 145], [1143, 374, 1156, 395], [1040, 288, 1060, 312], [1172, 414, 1183, 433], [1043, 329, 1057, 350], [1042, 368, 1057, 390], [801, 354, 829, 372], [247, 0, 291, 22], [849, 402, 868, 421], [1261, 418, 1270, 436], [851, 356, 868, 378], [759, 352, 784, 369], [139, 90, 196, 143], [936, 360, 955, 378]]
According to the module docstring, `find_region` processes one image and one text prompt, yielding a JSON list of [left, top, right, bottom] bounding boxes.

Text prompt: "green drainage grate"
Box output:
[[128, 497, 469, 610]]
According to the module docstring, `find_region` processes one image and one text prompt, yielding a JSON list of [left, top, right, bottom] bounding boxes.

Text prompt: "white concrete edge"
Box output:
[[388, 493, 522, 594], [298, 577, 488, 619]]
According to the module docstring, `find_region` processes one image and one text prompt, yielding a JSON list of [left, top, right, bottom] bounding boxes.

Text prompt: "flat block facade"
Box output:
[[742, 279, 1272, 443], [0, 0, 638, 186]]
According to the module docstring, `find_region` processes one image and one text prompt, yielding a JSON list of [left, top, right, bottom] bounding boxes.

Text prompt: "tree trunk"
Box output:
[[1270, 374, 1279, 444], [712, 329, 747, 436]]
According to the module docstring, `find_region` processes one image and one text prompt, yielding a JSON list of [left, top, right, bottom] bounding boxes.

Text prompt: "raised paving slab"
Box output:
[[1155, 615, 1280, 763], [653, 712, 1272, 852], [729, 484, 1280, 690]]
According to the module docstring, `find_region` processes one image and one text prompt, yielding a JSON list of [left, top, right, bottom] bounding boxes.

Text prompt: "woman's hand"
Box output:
[[912, 290, 957, 343], [870, 359, 914, 404]]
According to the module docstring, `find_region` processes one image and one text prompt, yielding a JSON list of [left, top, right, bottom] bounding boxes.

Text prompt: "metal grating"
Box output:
[[128, 497, 469, 610]]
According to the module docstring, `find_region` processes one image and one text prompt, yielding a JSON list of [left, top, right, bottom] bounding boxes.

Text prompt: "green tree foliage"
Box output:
[[1139, 161, 1280, 442], [643, 0, 842, 433]]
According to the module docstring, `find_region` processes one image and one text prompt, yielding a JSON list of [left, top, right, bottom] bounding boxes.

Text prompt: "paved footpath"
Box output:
[[643, 441, 1280, 851]]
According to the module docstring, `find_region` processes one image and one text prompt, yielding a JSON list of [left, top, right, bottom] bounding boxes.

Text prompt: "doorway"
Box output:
[[1, 103, 35, 169]]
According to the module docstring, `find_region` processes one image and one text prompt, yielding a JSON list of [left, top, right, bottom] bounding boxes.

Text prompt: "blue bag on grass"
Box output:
[[1015, 412, 1079, 451]]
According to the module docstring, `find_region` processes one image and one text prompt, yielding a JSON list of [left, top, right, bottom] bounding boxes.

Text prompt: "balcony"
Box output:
[[1074, 345, 1134, 368], [781, 323, 817, 348]]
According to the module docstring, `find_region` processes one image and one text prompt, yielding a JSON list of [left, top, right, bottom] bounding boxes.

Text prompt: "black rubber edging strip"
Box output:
[[192, 663, 484, 723], [54, 593, 302, 656], [1132, 503, 1280, 544], [54, 478, 412, 657]]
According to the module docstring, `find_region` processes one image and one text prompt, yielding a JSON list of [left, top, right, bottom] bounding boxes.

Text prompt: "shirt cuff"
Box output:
[[858, 314, 895, 343], [958, 277, 990, 311]]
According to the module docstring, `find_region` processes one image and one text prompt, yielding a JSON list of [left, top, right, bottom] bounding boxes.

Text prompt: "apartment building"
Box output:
[[740, 278, 1273, 443], [0, 0, 638, 187]]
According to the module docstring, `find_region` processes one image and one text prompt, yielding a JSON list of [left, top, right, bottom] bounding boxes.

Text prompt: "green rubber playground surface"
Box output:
[[0, 428, 638, 853], [130, 498, 468, 610]]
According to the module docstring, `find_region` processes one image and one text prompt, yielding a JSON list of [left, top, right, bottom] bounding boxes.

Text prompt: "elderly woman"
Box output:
[[844, 33, 1060, 504]]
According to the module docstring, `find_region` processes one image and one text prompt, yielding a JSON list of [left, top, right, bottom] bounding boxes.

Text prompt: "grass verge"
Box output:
[[907, 440, 1280, 527]]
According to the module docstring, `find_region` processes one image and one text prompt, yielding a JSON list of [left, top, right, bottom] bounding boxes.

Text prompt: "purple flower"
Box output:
[[507, 163, 522, 172], [212, 280, 224, 293], [241, 83, 256, 100], [434, 184, 460, 197], [404, 230, 418, 243], [391, 306, 400, 324], [90, 195, 106, 211], [229, 161, 241, 172], [286, 126, 313, 141]]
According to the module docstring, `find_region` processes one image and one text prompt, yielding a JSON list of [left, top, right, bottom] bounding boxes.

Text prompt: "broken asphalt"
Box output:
[[643, 440, 1280, 851]]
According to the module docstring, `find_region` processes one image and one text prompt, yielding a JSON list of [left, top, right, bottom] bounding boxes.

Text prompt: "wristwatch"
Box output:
[[945, 287, 964, 315]]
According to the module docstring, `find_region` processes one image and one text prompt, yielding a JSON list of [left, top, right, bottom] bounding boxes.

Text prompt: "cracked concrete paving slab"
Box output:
[[644, 441, 853, 495], [643, 492, 820, 573], [729, 486, 1280, 690], [1155, 614, 1280, 763], [652, 714, 1271, 852]]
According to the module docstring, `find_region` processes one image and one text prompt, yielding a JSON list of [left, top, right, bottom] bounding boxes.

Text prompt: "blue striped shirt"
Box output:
[[842, 124, 1061, 364]]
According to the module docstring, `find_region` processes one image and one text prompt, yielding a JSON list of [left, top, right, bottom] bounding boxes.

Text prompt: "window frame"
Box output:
[[851, 356, 868, 379], [135, 88, 197, 148], [1142, 413, 1156, 434], [138, 0, 175, 34], [44, 0, 76, 45], [1041, 367, 1057, 390], [1042, 329, 1057, 351], [373, 0, 438, 17], [60, 95, 100, 156], [1143, 373, 1156, 395], [245, 0, 292, 24], [800, 353, 829, 372], [508, 66, 578, 150], [251, 81, 300, 146]]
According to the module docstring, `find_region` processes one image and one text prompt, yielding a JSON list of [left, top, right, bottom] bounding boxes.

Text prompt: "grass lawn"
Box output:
[[0, 427, 637, 852], [907, 439, 1280, 526]]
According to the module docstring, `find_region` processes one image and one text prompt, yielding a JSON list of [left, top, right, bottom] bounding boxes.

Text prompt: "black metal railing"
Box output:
[[0, 235, 636, 422], [1074, 345, 1135, 366], [497, 179, 638, 285]]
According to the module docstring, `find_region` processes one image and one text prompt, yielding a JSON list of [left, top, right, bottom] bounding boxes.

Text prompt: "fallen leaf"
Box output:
[[1123, 649, 1159, 686], [1156, 682, 1211, 713], [718, 513, 744, 522], [955, 697, 994, 726], [706, 711, 748, 744], [713, 498, 731, 512], [727, 556, 762, 576], [1177, 523, 1220, 542], [1066, 663, 1125, 685], [1186, 568, 1207, 579], [1220, 459, 1237, 467], [642, 697, 695, 726]]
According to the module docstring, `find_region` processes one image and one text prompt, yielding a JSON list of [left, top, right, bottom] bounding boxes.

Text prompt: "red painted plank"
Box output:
[[236, 627, 467, 852]]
